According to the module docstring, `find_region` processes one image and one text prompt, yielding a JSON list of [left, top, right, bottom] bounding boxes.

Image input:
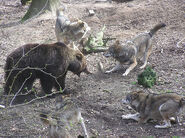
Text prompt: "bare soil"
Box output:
[[0, 0, 185, 137]]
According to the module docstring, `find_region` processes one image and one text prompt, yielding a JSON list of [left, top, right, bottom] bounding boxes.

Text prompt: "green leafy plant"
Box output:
[[69, 121, 74, 127], [166, 89, 173, 93], [0, 88, 3, 93], [137, 66, 157, 88], [172, 136, 180, 138], [131, 81, 137, 85], [88, 25, 106, 47], [83, 25, 110, 53]]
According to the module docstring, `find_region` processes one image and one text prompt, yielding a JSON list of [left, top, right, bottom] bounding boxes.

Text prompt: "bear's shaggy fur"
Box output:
[[4, 42, 88, 95]]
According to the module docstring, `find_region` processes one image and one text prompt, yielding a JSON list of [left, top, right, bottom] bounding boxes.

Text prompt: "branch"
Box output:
[[82, 47, 108, 54], [9, 73, 32, 106], [8, 90, 65, 108], [176, 37, 185, 48], [4, 40, 68, 107]]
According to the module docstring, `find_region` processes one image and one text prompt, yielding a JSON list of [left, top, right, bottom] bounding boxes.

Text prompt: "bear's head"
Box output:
[[65, 43, 90, 76]]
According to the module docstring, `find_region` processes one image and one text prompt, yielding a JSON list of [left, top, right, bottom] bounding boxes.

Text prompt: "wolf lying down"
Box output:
[[122, 91, 185, 128]]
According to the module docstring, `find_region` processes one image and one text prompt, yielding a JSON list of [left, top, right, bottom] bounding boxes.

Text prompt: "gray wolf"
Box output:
[[40, 95, 89, 138], [55, 9, 90, 45], [104, 23, 166, 76], [122, 91, 185, 128]]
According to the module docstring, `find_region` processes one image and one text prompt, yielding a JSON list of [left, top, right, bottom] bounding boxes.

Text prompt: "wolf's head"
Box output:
[[122, 91, 146, 111], [104, 40, 120, 58]]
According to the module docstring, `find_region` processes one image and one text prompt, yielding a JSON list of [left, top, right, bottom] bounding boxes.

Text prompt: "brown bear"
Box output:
[[4, 42, 89, 95]]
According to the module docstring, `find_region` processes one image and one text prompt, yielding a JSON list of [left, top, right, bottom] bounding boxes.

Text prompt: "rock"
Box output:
[[89, 10, 95, 16]]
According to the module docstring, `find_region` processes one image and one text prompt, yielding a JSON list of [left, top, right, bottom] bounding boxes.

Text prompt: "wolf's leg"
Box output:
[[105, 63, 122, 74], [155, 120, 171, 128], [176, 116, 183, 125], [138, 115, 150, 124], [122, 113, 140, 121], [176, 109, 182, 125], [169, 116, 182, 125], [140, 41, 152, 69], [123, 57, 137, 76], [155, 100, 179, 128]]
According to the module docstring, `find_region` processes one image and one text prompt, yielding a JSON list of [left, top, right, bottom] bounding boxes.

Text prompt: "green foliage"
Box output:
[[59, 88, 63, 93], [84, 25, 107, 52], [131, 81, 137, 85], [69, 121, 73, 127], [31, 87, 37, 94], [102, 89, 111, 93], [172, 136, 180, 138], [137, 66, 157, 88], [166, 89, 173, 93], [0, 88, 3, 95]]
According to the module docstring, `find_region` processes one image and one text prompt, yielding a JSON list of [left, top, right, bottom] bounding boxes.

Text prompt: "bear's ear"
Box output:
[[56, 42, 66, 47], [76, 53, 82, 61]]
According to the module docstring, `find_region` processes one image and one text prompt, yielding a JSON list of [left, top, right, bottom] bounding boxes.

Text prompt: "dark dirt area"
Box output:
[[0, 0, 185, 137]]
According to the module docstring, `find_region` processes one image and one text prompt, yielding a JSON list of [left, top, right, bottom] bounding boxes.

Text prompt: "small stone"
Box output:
[[126, 105, 132, 110], [89, 10, 95, 16], [0, 105, 5, 109]]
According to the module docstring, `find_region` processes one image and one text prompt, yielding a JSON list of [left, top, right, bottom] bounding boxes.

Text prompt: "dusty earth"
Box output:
[[0, 0, 185, 137]]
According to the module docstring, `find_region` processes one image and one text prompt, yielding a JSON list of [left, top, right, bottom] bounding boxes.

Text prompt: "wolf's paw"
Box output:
[[122, 72, 128, 76], [105, 70, 112, 74], [155, 124, 171, 129], [122, 113, 140, 121], [140, 65, 146, 69], [122, 114, 130, 119]]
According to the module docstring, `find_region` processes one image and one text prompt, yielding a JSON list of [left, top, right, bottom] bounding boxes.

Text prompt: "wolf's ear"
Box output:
[[180, 97, 185, 107], [69, 42, 79, 50], [77, 19, 83, 24], [181, 97, 185, 101], [132, 91, 140, 99], [115, 40, 120, 45]]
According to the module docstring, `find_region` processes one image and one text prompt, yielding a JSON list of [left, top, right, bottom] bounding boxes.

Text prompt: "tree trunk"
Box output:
[[22, 0, 60, 22]]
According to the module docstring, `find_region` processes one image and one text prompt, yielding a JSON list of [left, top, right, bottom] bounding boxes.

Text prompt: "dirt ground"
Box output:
[[0, 0, 185, 137]]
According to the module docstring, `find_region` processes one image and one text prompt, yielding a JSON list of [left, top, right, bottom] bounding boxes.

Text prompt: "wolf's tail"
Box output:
[[149, 23, 166, 37]]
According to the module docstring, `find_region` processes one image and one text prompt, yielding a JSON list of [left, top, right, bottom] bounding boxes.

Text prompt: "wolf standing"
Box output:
[[55, 9, 90, 45], [104, 23, 166, 76]]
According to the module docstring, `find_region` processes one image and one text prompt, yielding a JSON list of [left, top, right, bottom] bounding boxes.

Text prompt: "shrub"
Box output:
[[137, 66, 157, 88]]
